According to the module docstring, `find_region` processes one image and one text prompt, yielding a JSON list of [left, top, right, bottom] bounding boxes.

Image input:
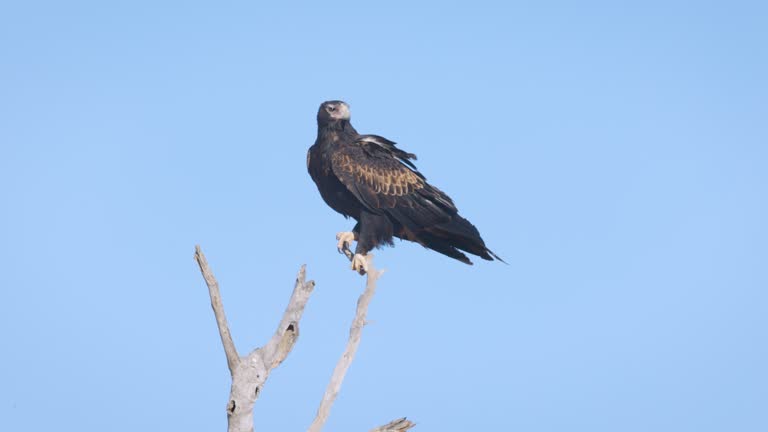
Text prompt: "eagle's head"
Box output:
[[317, 100, 351, 126]]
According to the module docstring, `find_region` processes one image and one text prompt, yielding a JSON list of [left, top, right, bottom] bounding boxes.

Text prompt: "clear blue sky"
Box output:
[[2, 1, 766, 431]]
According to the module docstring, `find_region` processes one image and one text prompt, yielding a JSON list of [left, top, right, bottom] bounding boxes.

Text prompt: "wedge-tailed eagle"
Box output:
[[307, 100, 502, 274]]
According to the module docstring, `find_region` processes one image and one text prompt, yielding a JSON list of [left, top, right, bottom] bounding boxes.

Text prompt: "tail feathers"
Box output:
[[417, 215, 505, 265], [485, 248, 507, 264], [415, 231, 473, 265]]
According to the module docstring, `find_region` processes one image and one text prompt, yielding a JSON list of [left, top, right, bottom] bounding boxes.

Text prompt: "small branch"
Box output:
[[260, 265, 315, 368], [369, 418, 416, 432], [195, 245, 240, 374], [307, 254, 385, 432]]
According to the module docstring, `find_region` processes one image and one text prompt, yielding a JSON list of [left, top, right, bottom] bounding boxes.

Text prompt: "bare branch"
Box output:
[[231, 265, 315, 432], [195, 245, 240, 374], [195, 246, 316, 432], [307, 254, 385, 432], [369, 418, 416, 432], [260, 265, 316, 368], [195, 246, 411, 431]]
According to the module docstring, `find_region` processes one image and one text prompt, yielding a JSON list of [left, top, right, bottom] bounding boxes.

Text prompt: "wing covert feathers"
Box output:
[[332, 152, 424, 197]]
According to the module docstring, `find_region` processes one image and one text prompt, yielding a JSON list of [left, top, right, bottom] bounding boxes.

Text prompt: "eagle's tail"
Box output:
[[419, 215, 505, 265], [415, 231, 473, 264]]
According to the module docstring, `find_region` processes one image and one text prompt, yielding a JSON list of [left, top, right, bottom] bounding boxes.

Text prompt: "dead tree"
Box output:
[[194, 245, 415, 432]]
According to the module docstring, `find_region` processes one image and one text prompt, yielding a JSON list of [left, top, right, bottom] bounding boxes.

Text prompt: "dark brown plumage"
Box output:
[[307, 100, 502, 272]]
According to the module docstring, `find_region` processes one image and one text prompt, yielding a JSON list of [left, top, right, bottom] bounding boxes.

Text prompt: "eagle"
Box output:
[[307, 100, 503, 274]]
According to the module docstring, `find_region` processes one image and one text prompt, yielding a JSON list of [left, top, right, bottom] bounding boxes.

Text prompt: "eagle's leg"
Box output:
[[336, 231, 357, 260], [351, 213, 390, 275]]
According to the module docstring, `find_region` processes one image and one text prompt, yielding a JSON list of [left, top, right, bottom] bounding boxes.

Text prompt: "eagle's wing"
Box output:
[[331, 134, 501, 264], [331, 135, 456, 226]]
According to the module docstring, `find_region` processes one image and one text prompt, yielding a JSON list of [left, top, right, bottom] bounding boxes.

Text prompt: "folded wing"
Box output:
[[330, 135, 501, 264]]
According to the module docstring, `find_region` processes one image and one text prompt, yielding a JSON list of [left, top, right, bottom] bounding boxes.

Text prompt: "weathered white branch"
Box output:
[[369, 418, 416, 432], [195, 245, 240, 374], [195, 246, 412, 432], [307, 254, 389, 432], [194, 245, 315, 432]]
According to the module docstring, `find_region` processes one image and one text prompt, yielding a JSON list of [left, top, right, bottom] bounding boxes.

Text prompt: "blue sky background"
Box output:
[[2, 1, 766, 431]]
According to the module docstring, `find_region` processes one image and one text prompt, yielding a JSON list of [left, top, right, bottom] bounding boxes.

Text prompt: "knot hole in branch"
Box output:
[[270, 321, 299, 368], [227, 400, 236, 415]]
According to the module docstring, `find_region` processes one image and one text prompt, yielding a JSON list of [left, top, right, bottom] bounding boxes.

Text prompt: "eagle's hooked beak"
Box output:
[[336, 102, 351, 120]]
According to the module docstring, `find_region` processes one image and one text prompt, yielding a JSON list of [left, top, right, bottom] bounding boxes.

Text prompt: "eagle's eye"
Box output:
[[327, 106, 336, 112]]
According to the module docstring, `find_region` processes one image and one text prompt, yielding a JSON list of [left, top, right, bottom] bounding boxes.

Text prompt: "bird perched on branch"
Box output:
[[307, 100, 503, 274]]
